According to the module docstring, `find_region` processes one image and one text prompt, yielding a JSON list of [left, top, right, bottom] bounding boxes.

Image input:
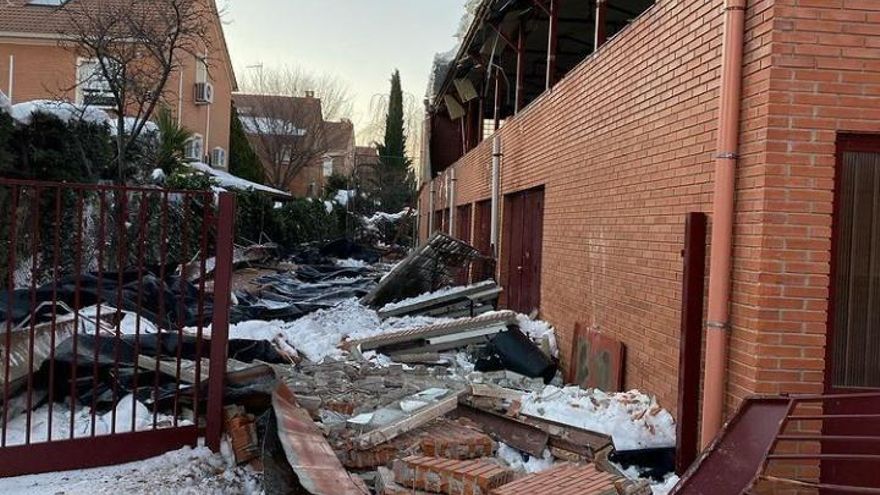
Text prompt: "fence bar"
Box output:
[[25, 187, 41, 445], [110, 190, 127, 434], [46, 187, 62, 441], [173, 195, 192, 426], [69, 191, 84, 440], [192, 194, 210, 421], [92, 191, 107, 437], [130, 193, 150, 433], [2, 186, 20, 447], [152, 191, 170, 428], [206, 192, 235, 452]]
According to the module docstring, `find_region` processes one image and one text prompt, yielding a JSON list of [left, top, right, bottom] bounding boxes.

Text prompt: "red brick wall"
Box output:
[[420, 0, 776, 415]]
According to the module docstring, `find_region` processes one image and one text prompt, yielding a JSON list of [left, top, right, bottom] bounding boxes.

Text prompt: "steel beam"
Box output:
[[546, 0, 560, 89], [595, 0, 608, 49]]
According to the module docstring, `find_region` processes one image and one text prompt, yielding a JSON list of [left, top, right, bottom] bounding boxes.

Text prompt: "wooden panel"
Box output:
[[502, 187, 545, 314], [526, 189, 545, 313], [455, 204, 473, 284], [568, 323, 626, 392]]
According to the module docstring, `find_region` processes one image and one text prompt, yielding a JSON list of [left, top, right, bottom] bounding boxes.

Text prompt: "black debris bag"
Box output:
[[609, 447, 676, 482], [475, 326, 558, 384]]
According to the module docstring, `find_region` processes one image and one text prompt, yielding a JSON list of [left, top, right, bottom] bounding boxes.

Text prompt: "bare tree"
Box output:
[[60, 0, 216, 182], [236, 66, 354, 191]]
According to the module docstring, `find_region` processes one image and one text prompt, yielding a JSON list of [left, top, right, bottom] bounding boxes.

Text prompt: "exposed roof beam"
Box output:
[[529, 0, 551, 17], [487, 23, 517, 51]]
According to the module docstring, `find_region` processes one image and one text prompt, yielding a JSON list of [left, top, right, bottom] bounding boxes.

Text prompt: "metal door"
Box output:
[[502, 187, 544, 314], [823, 134, 880, 489]]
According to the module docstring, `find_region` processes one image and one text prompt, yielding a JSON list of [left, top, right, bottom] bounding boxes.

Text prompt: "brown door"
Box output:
[[473, 200, 493, 282], [502, 187, 544, 314], [455, 204, 473, 284], [823, 134, 880, 489]]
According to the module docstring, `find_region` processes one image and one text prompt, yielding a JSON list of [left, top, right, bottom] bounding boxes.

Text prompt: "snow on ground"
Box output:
[[496, 443, 555, 474], [379, 280, 495, 312], [618, 465, 680, 495], [2, 395, 183, 447], [0, 444, 261, 495], [10, 100, 110, 126], [520, 386, 676, 451]]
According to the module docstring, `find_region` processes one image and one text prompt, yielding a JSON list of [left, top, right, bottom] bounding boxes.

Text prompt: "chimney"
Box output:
[[305, 90, 315, 98]]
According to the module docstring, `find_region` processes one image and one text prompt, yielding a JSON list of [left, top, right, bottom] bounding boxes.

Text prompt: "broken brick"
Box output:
[[418, 419, 495, 460], [393, 455, 514, 495], [488, 463, 619, 495]]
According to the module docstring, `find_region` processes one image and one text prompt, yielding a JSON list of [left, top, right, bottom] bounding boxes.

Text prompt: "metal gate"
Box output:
[[0, 178, 234, 477]]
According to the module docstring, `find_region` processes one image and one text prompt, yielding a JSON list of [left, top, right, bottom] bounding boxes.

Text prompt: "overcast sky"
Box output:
[[223, 0, 464, 139]]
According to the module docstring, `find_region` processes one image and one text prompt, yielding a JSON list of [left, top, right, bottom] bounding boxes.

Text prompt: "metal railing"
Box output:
[[0, 179, 234, 477]]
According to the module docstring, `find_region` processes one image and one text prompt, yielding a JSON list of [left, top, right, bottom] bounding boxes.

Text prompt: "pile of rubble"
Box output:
[[213, 234, 679, 494]]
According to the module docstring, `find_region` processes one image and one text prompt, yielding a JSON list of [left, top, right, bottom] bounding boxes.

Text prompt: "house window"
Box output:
[[196, 56, 209, 84], [76, 58, 115, 108], [184, 134, 204, 162], [830, 139, 880, 389], [308, 182, 316, 197], [211, 147, 227, 169], [280, 145, 292, 164], [323, 157, 334, 178]]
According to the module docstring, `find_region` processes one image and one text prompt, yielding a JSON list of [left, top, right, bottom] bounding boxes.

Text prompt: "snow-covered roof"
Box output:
[[187, 162, 291, 198]]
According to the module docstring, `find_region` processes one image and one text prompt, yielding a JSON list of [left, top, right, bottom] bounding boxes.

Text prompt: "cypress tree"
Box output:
[[376, 70, 415, 213]]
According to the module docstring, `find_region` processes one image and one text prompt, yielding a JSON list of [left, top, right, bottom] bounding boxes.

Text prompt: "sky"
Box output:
[[222, 0, 465, 142]]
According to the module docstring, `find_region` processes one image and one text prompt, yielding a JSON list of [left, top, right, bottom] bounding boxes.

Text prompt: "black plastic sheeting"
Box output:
[[231, 268, 376, 323], [609, 447, 676, 482], [33, 333, 288, 410], [475, 326, 558, 384], [0, 272, 210, 330]]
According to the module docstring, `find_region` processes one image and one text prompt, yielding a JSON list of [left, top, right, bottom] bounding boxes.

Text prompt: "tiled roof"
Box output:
[[0, 0, 70, 35]]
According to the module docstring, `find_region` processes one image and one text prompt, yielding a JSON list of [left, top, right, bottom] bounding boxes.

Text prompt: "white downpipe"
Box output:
[[7, 55, 14, 102], [448, 168, 456, 236], [177, 72, 184, 126], [490, 135, 502, 256]]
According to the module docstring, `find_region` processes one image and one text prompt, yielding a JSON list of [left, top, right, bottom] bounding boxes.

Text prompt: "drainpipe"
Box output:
[[7, 55, 14, 102], [449, 168, 457, 236], [491, 135, 502, 257], [428, 180, 436, 234], [700, 0, 747, 447]]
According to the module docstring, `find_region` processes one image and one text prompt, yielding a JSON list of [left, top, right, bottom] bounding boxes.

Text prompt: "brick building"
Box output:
[[235, 92, 355, 197], [0, 0, 236, 169], [420, 0, 880, 485]]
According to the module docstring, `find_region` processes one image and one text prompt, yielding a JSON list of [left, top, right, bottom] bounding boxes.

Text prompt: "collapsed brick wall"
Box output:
[[420, 0, 775, 415]]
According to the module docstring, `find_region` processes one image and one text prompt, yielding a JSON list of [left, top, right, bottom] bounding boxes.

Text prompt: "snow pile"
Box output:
[[380, 280, 495, 312], [364, 207, 414, 226], [324, 200, 334, 213], [151, 168, 166, 182], [520, 386, 676, 450], [187, 162, 290, 197], [0, 444, 261, 494], [108, 116, 159, 137], [516, 313, 559, 357], [334, 189, 354, 207], [618, 465, 680, 495], [219, 298, 450, 362], [335, 258, 369, 268], [3, 395, 182, 447], [0, 90, 10, 114], [10, 100, 111, 126], [496, 443, 555, 474], [77, 305, 159, 335]]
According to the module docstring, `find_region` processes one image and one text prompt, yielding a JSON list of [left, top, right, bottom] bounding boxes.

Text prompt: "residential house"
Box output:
[[0, 0, 236, 169], [421, 0, 880, 487], [235, 92, 356, 197]]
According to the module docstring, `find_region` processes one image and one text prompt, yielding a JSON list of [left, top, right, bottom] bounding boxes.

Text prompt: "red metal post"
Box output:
[[515, 22, 526, 113], [546, 0, 559, 90], [206, 192, 235, 452], [595, 0, 608, 49], [676, 212, 707, 475], [1, 186, 18, 448]]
